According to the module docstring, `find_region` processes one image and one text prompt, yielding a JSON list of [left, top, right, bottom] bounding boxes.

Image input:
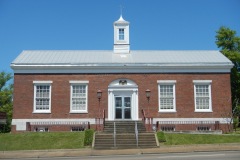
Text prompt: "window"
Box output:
[[158, 80, 176, 112], [193, 80, 212, 112], [33, 81, 52, 113], [119, 28, 124, 40], [35, 127, 49, 132], [70, 81, 89, 113], [71, 126, 85, 131]]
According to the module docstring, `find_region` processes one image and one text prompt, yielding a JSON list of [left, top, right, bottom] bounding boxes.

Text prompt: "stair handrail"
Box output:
[[142, 109, 146, 122], [114, 122, 116, 147], [102, 109, 105, 128], [135, 121, 138, 147]]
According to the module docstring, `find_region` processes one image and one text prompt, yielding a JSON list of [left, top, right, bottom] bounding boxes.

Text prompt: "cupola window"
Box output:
[[119, 28, 124, 40]]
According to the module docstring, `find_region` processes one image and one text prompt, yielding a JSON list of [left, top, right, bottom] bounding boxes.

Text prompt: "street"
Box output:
[[10, 151, 240, 160]]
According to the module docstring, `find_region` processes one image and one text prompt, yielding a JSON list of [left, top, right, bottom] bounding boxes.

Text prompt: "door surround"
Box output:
[[108, 79, 138, 121]]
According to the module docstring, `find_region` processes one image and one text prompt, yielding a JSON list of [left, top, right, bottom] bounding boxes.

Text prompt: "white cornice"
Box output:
[[11, 64, 233, 74]]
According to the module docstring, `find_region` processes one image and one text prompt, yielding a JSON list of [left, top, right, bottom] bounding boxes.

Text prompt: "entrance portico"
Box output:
[[108, 79, 139, 120]]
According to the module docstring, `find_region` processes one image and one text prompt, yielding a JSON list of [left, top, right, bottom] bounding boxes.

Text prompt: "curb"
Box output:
[[1, 143, 240, 159]]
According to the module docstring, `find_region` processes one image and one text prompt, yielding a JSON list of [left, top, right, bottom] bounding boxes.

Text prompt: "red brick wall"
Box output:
[[12, 73, 232, 120]]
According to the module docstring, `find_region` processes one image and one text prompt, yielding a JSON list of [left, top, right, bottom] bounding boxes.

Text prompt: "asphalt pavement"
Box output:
[[0, 143, 240, 159]]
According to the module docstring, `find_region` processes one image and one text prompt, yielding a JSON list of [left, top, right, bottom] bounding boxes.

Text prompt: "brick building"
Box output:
[[11, 16, 233, 133]]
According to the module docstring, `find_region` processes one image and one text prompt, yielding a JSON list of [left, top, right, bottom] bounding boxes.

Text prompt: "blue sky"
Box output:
[[0, 0, 240, 73]]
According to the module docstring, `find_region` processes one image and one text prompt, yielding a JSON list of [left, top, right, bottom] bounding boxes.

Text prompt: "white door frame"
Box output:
[[108, 79, 138, 121]]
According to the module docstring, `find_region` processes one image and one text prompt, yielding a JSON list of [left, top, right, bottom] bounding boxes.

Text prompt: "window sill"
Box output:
[[33, 111, 51, 114], [158, 110, 177, 113], [194, 110, 213, 113], [70, 111, 88, 114]]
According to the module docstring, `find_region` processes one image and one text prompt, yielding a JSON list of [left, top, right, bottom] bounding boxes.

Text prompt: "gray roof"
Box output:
[[11, 50, 233, 73], [12, 50, 232, 65]]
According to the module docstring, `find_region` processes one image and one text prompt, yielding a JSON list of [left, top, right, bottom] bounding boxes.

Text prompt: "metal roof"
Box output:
[[11, 50, 233, 73], [11, 50, 232, 65]]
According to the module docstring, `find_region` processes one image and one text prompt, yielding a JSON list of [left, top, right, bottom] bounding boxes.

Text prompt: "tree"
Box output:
[[216, 27, 240, 52], [0, 71, 13, 133], [216, 26, 240, 121]]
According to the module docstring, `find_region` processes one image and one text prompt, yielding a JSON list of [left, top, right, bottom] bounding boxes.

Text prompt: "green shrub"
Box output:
[[84, 129, 94, 146], [157, 131, 166, 142]]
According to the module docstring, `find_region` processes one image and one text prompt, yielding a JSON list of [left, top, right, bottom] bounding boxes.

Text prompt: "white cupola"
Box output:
[[113, 15, 130, 53]]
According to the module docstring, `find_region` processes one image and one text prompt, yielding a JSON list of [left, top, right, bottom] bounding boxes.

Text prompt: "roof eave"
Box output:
[[11, 63, 234, 74]]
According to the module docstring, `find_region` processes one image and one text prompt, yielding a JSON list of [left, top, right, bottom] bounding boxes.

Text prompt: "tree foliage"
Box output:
[[215, 26, 240, 118], [0, 71, 13, 133], [216, 27, 240, 52]]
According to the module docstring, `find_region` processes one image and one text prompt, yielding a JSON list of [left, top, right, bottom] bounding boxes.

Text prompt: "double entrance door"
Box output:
[[115, 96, 131, 119]]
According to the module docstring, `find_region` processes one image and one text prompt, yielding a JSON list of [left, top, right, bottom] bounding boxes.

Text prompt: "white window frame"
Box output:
[[69, 81, 89, 113], [158, 80, 176, 112], [193, 80, 212, 112], [33, 81, 52, 113]]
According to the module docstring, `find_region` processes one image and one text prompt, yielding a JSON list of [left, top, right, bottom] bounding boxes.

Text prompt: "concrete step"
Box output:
[[103, 121, 146, 134], [94, 121, 156, 149]]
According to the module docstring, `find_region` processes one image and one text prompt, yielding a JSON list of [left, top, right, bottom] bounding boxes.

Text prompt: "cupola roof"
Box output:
[[115, 15, 129, 24]]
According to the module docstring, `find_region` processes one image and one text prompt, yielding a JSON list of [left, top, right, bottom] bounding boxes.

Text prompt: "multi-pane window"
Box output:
[[33, 81, 52, 113], [119, 28, 124, 40], [158, 80, 176, 112], [70, 81, 88, 113], [193, 80, 212, 112]]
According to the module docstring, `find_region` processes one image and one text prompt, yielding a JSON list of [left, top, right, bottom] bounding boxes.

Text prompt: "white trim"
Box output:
[[11, 118, 232, 131], [193, 80, 212, 112], [33, 82, 52, 114], [11, 64, 233, 74], [12, 119, 95, 131], [70, 83, 88, 113], [153, 118, 231, 124], [108, 79, 138, 120], [69, 80, 89, 84], [157, 80, 176, 84], [158, 80, 176, 112], [33, 81, 53, 84], [193, 80, 212, 84]]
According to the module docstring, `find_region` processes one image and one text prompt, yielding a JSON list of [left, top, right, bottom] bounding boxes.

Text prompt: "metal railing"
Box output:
[[142, 109, 153, 131], [102, 109, 105, 127], [113, 122, 116, 147], [95, 109, 105, 131], [135, 121, 138, 147]]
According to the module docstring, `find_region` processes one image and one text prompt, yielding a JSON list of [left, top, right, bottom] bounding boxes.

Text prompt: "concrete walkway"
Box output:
[[1, 143, 240, 159]]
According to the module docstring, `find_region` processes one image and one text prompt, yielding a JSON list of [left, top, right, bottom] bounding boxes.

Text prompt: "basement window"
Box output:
[[71, 126, 85, 131], [197, 126, 211, 131], [160, 126, 175, 132], [35, 127, 49, 132]]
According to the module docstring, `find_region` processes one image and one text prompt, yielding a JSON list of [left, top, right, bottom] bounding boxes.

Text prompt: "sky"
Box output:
[[0, 0, 240, 73]]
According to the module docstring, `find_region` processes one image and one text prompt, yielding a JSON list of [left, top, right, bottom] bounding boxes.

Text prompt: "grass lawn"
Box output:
[[0, 132, 85, 151], [1, 130, 240, 151], [163, 133, 240, 145]]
